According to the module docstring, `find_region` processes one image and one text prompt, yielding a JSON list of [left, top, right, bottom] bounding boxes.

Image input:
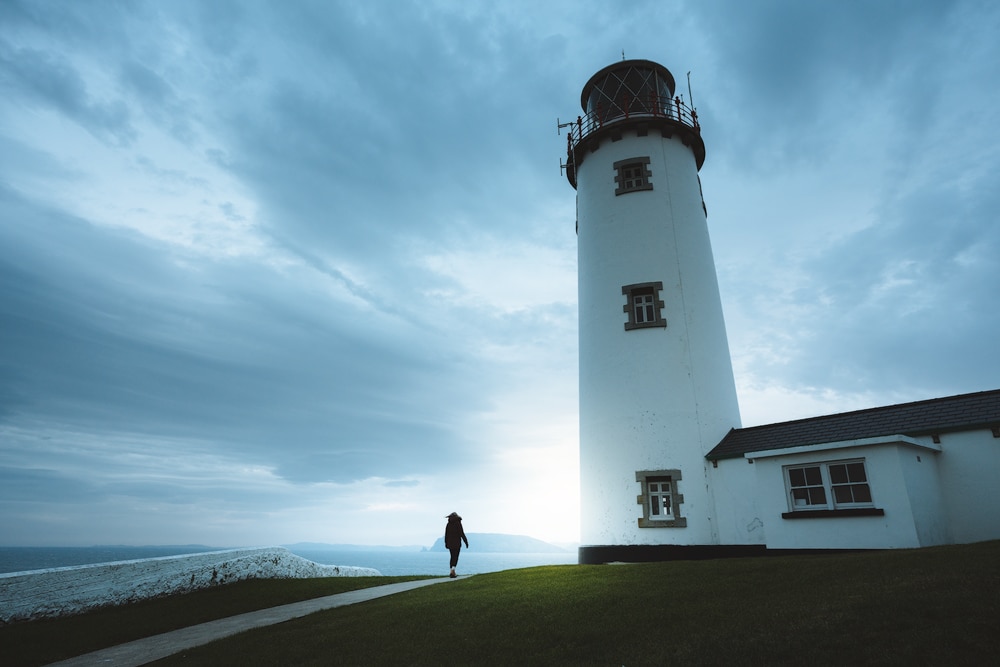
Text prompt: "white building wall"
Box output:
[[577, 129, 740, 547], [935, 429, 1000, 543], [894, 443, 950, 546], [707, 458, 767, 546], [752, 444, 929, 550]]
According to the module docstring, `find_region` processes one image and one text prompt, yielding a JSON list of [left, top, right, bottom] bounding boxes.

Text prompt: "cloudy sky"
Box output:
[[2, 0, 998, 548]]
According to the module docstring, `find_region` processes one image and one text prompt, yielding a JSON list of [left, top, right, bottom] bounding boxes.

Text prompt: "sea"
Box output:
[[0, 546, 577, 577]]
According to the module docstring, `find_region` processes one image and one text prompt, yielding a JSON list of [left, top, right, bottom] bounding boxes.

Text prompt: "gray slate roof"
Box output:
[[706, 389, 1000, 460]]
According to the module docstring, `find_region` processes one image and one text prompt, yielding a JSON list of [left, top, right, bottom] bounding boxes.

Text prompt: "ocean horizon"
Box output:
[[0, 545, 577, 577]]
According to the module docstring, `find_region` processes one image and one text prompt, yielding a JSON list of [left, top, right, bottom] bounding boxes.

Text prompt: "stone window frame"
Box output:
[[614, 157, 653, 195], [623, 281, 666, 331], [636, 469, 687, 528]]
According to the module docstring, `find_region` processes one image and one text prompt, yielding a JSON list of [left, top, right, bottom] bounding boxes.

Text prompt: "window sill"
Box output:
[[614, 184, 653, 196], [781, 508, 885, 520], [638, 517, 688, 528], [624, 320, 667, 331]]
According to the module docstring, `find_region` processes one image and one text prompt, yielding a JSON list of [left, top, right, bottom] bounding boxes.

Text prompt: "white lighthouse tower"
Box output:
[[565, 59, 742, 563]]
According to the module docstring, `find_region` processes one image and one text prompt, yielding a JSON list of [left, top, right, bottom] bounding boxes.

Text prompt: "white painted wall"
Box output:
[[708, 458, 767, 546], [895, 443, 950, 546], [710, 429, 1000, 551], [752, 443, 937, 550], [935, 428, 1000, 543], [577, 128, 740, 547]]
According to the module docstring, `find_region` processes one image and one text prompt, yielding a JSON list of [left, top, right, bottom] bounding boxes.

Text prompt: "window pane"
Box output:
[[804, 467, 822, 486], [846, 462, 867, 482], [633, 293, 656, 324], [792, 488, 809, 505], [650, 500, 660, 516], [789, 468, 805, 487], [834, 485, 853, 504], [808, 487, 827, 505], [649, 482, 660, 493], [829, 464, 848, 485], [852, 484, 872, 503]]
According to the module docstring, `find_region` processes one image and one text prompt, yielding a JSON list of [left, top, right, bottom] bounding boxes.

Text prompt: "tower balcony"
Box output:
[[564, 92, 705, 188]]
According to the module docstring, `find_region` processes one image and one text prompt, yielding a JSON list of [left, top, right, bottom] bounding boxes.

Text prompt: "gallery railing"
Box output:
[[565, 93, 700, 155]]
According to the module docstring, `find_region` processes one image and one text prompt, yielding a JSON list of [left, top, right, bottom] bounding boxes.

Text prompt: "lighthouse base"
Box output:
[[578, 544, 871, 564], [579, 544, 766, 564]]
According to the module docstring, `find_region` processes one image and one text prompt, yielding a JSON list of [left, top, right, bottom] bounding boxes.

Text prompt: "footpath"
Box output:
[[47, 577, 461, 666]]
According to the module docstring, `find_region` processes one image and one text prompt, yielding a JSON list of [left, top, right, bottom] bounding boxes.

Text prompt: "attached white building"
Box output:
[[564, 59, 1000, 564], [708, 390, 1000, 553]]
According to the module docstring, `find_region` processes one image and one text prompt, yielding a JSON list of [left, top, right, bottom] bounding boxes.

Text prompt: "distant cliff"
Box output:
[[427, 533, 567, 553]]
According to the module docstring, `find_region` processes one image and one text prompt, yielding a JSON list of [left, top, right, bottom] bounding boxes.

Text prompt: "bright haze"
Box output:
[[1, 1, 997, 548]]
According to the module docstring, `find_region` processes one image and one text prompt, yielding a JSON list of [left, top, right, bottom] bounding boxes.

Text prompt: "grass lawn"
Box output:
[[0, 575, 432, 666], [4, 541, 999, 666]]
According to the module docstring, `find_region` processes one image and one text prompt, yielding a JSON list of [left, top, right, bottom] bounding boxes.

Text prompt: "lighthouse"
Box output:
[[565, 59, 742, 563]]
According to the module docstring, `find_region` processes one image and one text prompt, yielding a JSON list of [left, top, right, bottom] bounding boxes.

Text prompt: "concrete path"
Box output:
[[47, 577, 461, 666]]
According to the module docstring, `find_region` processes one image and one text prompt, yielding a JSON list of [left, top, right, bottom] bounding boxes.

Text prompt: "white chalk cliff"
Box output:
[[0, 547, 381, 623]]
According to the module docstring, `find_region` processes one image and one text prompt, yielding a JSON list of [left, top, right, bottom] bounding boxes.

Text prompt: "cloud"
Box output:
[[1, 0, 997, 547], [0, 40, 135, 145], [0, 182, 487, 487]]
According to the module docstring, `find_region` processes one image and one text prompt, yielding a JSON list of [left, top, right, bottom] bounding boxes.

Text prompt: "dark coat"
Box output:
[[444, 516, 468, 550]]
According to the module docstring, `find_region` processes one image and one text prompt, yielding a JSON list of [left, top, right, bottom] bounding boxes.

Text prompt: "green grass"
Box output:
[[0, 575, 432, 666], [5, 542, 1000, 666]]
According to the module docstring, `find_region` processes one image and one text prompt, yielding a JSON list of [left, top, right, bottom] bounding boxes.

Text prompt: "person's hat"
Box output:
[[445, 512, 460, 519]]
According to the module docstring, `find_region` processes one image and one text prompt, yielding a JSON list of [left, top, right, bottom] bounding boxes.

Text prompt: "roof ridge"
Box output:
[[707, 388, 1000, 460], [738, 388, 1000, 431]]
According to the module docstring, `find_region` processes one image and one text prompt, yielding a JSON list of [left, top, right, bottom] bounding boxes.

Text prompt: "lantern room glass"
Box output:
[[584, 63, 674, 122]]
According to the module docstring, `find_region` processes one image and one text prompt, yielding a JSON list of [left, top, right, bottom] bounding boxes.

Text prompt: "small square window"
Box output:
[[636, 470, 687, 528], [614, 157, 653, 195], [623, 282, 666, 331]]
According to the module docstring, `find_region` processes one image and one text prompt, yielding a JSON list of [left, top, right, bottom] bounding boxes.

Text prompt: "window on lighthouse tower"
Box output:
[[613, 157, 652, 195], [636, 469, 687, 528], [634, 292, 655, 323], [648, 480, 672, 518], [623, 282, 666, 331]]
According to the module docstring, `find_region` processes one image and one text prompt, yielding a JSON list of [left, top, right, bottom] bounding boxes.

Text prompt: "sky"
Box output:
[[1, 0, 998, 549]]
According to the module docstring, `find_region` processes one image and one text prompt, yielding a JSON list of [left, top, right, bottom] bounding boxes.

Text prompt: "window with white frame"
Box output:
[[633, 291, 656, 324], [648, 479, 672, 519], [636, 469, 687, 528], [785, 459, 873, 511]]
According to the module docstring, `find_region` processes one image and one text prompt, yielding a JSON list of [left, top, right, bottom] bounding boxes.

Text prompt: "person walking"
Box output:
[[444, 512, 469, 578]]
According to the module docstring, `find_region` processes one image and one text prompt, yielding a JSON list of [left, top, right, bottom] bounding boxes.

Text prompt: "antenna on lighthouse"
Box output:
[[687, 71, 695, 110]]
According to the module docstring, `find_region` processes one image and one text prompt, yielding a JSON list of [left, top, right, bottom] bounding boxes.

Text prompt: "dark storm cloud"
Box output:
[[174, 2, 580, 258], [119, 61, 198, 144], [0, 182, 481, 485], [782, 175, 1000, 395], [679, 0, 1000, 406], [0, 41, 135, 145]]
